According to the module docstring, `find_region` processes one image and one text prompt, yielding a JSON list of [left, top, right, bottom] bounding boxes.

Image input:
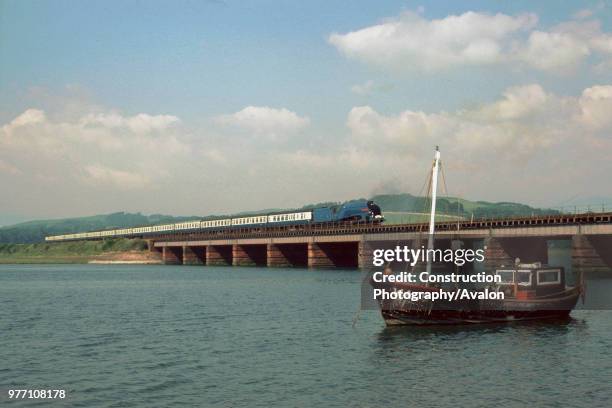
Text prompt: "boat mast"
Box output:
[[426, 146, 441, 277]]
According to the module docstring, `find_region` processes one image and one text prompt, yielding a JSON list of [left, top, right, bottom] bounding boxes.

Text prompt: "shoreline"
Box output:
[[0, 239, 161, 265], [0, 250, 163, 265]]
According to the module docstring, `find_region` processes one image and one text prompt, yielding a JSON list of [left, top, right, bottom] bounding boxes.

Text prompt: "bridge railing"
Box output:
[[442, 203, 612, 225]]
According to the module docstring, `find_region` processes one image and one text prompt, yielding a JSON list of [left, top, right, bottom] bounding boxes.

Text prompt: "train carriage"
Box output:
[[44, 199, 384, 241]]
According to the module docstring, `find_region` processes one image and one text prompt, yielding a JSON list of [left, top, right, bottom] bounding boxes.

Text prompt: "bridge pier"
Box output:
[[358, 241, 374, 269], [484, 237, 548, 270], [146, 240, 157, 252], [572, 235, 611, 275], [183, 245, 205, 265], [308, 242, 359, 268], [267, 243, 308, 267], [206, 245, 232, 266], [484, 237, 514, 270], [233, 244, 267, 267], [162, 246, 183, 265]]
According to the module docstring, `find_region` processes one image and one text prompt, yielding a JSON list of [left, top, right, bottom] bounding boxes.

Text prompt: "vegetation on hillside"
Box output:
[[0, 238, 147, 263], [369, 193, 557, 219], [0, 193, 556, 244], [0, 212, 198, 244]]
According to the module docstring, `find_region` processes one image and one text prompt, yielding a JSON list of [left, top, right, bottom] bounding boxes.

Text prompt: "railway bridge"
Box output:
[[147, 212, 612, 274]]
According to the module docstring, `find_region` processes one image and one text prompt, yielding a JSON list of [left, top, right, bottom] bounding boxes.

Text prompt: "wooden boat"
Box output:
[[372, 147, 583, 326], [373, 263, 582, 325]]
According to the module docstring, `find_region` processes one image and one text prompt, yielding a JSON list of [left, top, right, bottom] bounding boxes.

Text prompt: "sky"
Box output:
[[1, 0, 612, 222]]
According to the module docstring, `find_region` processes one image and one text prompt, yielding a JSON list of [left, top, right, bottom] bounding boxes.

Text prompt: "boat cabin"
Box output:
[[494, 263, 566, 299]]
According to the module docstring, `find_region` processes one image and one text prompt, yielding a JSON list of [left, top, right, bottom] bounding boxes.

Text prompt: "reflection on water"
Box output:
[[0, 264, 611, 408]]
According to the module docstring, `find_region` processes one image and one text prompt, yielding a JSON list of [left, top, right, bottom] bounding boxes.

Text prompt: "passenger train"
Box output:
[[45, 200, 384, 242]]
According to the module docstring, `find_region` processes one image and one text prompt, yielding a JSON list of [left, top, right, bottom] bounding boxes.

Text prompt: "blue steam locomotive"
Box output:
[[46, 199, 384, 241]]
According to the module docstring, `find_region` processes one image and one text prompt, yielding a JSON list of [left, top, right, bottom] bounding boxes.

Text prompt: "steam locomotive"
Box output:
[[45, 199, 384, 242]]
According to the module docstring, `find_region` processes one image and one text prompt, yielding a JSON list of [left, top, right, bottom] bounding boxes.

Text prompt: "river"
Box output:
[[1, 264, 611, 407]]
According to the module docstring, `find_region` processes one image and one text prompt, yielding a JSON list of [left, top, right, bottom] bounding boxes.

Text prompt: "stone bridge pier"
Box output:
[[267, 244, 308, 267], [233, 244, 267, 266], [307, 242, 359, 268], [162, 246, 183, 265], [484, 237, 549, 270], [206, 245, 233, 266], [183, 246, 205, 265], [572, 234, 612, 275]]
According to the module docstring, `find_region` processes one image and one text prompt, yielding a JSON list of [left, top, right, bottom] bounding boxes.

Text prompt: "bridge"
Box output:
[[145, 212, 612, 274]]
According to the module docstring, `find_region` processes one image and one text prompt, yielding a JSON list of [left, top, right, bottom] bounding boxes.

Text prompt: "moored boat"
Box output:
[[372, 147, 583, 326], [373, 262, 582, 325]]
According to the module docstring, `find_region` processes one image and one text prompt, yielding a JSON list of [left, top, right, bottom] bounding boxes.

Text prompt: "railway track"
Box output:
[[147, 212, 612, 242]]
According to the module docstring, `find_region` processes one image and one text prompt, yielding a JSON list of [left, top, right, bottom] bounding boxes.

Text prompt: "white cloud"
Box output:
[[329, 11, 537, 71], [80, 112, 180, 133], [1, 109, 46, 133], [0, 107, 188, 192], [329, 10, 612, 73], [521, 30, 590, 72], [346, 84, 612, 163], [475, 84, 550, 120], [1, 86, 610, 218], [577, 85, 612, 130], [215, 106, 310, 138], [84, 165, 151, 189]]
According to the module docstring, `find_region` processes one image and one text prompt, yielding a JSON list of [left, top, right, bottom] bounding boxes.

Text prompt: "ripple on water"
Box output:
[[1, 265, 611, 408]]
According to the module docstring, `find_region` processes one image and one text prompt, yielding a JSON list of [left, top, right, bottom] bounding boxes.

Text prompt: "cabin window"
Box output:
[[516, 270, 532, 286], [537, 269, 561, 285], [496, 270, 514, 284]]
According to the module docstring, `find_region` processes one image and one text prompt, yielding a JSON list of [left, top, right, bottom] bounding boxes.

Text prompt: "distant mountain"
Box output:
[[369, 193, 557, 218], [0, 214, 30, 228], [0, 212, 199, 244], [0, 194, 558, 244]]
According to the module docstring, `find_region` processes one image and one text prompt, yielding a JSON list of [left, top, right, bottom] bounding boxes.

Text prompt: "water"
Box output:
[[1, 264, 611, 408]]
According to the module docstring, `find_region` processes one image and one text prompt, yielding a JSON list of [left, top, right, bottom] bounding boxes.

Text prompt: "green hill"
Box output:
[[0, 212, 198, 244], [0, 238, 147, 264], [369, 193, 557, 219], [0, 194, 556, 244]]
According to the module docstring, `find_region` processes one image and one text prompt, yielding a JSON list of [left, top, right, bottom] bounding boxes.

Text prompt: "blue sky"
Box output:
[[1, 0, 612, 221], [3, 1, 610, 121]]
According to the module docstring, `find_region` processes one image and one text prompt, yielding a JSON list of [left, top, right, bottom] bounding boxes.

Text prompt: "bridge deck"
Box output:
[[149, 212, 612, 244]]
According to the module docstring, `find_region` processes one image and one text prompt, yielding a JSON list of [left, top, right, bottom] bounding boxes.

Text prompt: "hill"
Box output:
[[369, 194, 556, 218], [0, 194, 556, 244], [0, 212, 199, 244], [0, 238, 149, 264]]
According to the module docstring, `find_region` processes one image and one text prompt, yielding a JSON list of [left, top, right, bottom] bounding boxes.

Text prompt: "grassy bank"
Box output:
[[383, 212, 465, 224], [0, 238, 148, 264]]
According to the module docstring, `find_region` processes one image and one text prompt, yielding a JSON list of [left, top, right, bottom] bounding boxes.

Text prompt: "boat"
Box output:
[[371, 147, 583, 325]]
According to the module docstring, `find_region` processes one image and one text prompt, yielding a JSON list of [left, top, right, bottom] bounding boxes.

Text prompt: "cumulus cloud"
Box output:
[[215, 106, 310, 138], [1, 109, 46, 133], [521, 30, 590, 72], [329, 10, 612, 73], [80, 112, 180, 133], [474, 84, 550, 120], [346, 84, 611, 164], [84, 165, 152, 189], [0, 107, 188, 195], [1, 85, 610, 219], [329, 11, 537, 71], [577, 85, 612, 130]]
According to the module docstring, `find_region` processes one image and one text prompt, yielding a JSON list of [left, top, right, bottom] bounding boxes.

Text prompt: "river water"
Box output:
[[1, 264, 611, 407]]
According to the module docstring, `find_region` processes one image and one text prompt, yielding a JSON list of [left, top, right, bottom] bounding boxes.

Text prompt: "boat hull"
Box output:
[[376, 286, 581, 326]]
